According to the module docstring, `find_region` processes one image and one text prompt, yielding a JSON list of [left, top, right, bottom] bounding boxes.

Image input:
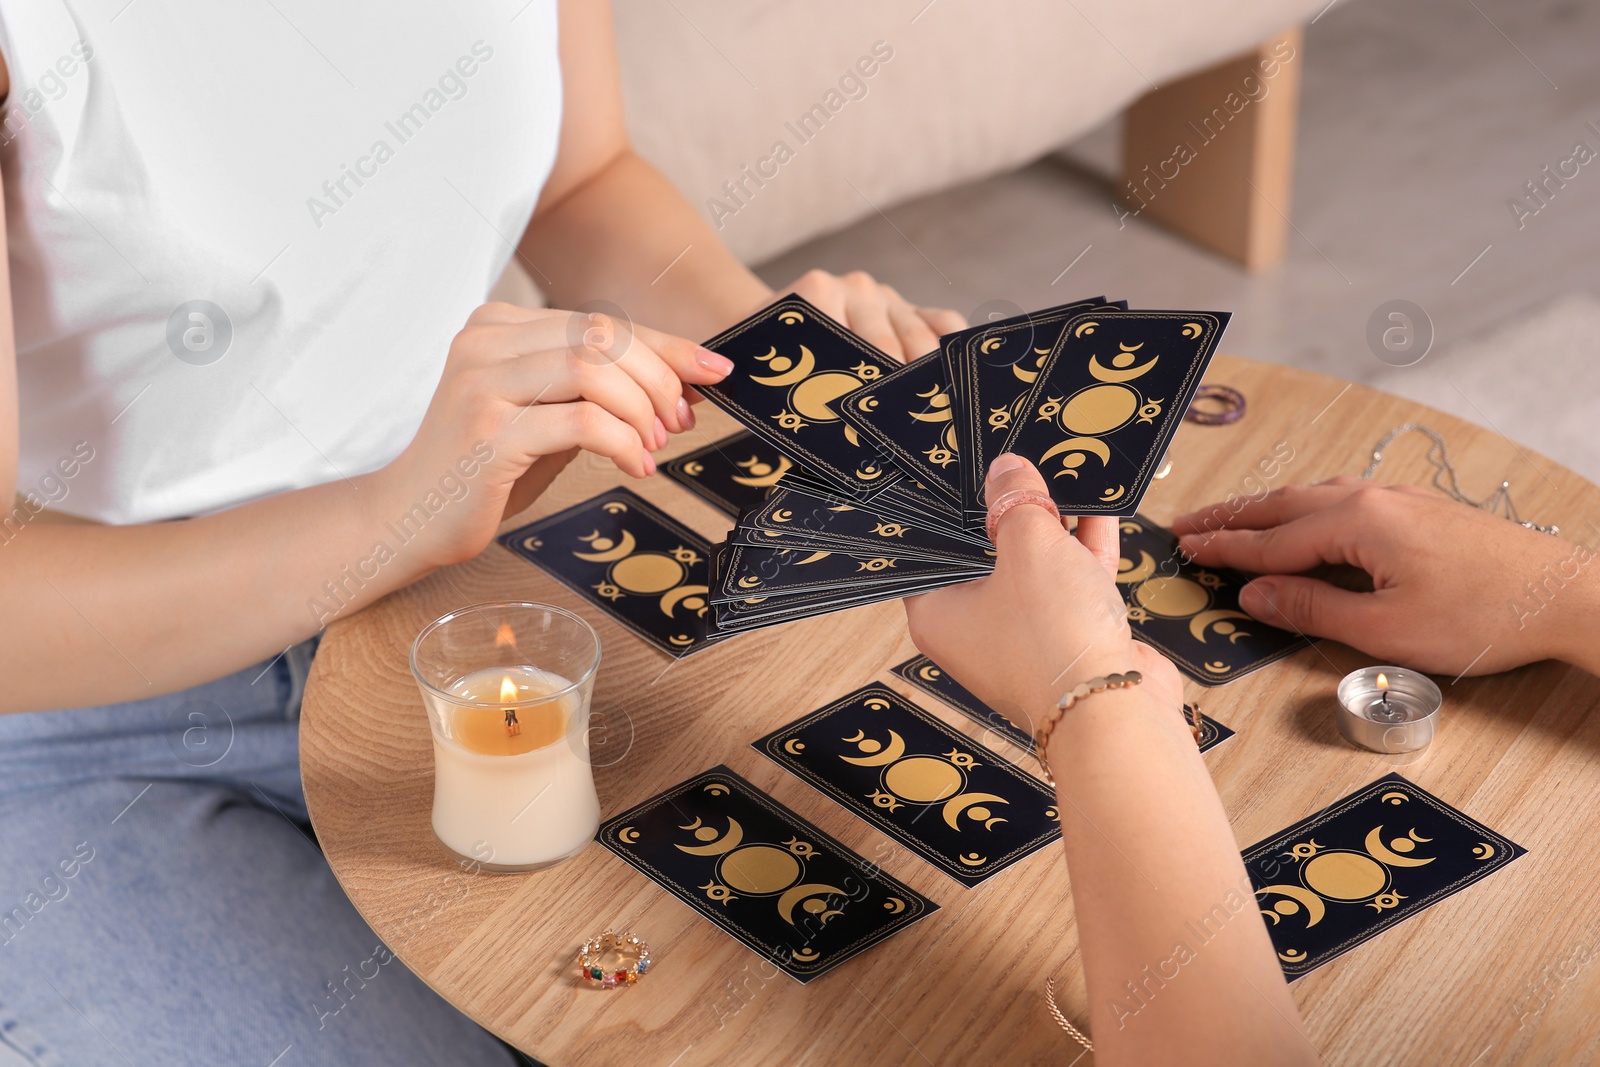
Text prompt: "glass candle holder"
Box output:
[[411, 602, 602, 872]]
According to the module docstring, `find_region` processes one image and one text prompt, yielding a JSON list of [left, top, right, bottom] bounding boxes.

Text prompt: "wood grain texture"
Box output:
[[301, 354, 1600, 1066], [1122, 29, 1304, 270]]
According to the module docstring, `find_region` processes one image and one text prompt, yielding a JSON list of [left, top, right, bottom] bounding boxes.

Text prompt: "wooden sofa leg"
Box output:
[[1119, 28, 1304, 271]]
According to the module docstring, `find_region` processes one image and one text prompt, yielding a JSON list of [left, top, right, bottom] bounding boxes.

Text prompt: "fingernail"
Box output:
[[1240, 577, 1277, 613], [697, 348, 735, 375], [654, 416, 669, 450], [987, 453, 1027, 482], [677, 396, 695, 430], [1176, 534, 1200, 562], [643, 452, 657, 476]]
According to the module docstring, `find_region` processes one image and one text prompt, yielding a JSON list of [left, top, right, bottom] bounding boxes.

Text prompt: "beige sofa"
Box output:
[[613, 0, 1330, 266]]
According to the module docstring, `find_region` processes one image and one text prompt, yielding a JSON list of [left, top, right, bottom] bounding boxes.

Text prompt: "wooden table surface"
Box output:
[[301, 353, 1600, 1067]]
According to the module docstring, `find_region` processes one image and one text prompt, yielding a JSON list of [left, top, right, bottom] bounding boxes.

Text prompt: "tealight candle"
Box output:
[[1335, 666, 1441, 753], [411, 603, 603, 872]]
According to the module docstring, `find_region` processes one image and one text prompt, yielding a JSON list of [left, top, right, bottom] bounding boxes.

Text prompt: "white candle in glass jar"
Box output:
[[428, 665, 601, 869]]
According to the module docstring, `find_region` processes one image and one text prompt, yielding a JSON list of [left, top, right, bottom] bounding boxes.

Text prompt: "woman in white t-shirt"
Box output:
[[0, 3, 963, 1062]]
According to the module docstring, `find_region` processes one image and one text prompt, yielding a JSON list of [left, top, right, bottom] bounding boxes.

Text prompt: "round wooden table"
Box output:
[[301, 354, 1600, 1066]]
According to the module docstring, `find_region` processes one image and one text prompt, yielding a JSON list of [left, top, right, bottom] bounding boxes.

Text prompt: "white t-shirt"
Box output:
[[0, 0, 562, 522]]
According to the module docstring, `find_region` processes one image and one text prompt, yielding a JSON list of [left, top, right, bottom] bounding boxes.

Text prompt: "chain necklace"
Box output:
[[1361, 423, 1559, 536]]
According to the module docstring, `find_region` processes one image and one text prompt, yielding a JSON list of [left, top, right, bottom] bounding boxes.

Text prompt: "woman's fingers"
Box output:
[[1074, 515, 1121, 579], [918, 306, 968, 336], [885, 295, 941, 360], [1178, 506, 1361, 575], [1171, 480, 1371, 537], [842, 271, 903, 359], [984, 453, 1066, 552], [1237, 574, 1375, 644], [502, 400, 655, 479], [481, 348, 660, 455]]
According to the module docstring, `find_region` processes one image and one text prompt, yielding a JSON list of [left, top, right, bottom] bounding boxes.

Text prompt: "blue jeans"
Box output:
[[0, 640, 518, 1066]]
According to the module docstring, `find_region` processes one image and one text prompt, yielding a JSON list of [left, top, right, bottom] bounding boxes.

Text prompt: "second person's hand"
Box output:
[[904, 454, 1183, 736]]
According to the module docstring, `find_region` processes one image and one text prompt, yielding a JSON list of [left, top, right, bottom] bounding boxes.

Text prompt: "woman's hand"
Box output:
[[1172, 477, 1598, 676], [783, 269, 966, 362], [371, 303, 734, 569], [904, 454, 1183, 734]]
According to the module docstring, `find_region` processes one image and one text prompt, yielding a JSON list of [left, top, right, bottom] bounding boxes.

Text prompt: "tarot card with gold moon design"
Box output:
[[755, 685, 1061, 886], [999, 310, 1229, 516], [1243, 773, 1526, 981], [837, 351, 965, 507], [596, 766, 938, 982], [943, 299, 1124, 528], [732, 488, 997, 566], [698, 295, 904, 498], [889, 654, 1235, 755], [499, 488, 715, 657], [709, 542, 988, 605], [1116, 515, 1309, 685], [662, 431, 802, 518]]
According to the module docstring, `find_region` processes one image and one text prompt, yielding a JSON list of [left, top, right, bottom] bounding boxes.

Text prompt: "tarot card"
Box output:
[[837, 352, 964, 506], [944, 299, 1123, 527], [662, 431, 801, 518], [754, 685, 1060, 886], [1000, 310, 1229, 516], [1116, 515, 1309, 685], [1243, 773, 1526, 980], [596, 765, 938, 982], [710, 542, 988, 604], [699, 295, 904, 497], [734, 489, 996, 566], [890, 654, 1234, 753], [499, 488, 714, 657]]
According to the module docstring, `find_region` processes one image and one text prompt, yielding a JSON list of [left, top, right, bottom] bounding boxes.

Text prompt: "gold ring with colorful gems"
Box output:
[[577, 932, 652, 988]]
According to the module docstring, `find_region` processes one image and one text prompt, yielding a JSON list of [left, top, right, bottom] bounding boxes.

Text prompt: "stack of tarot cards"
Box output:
[[698, 294, 1231, 636]]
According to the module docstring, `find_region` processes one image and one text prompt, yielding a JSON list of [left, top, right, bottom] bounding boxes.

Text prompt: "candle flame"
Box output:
[[499, 675, 518, 703], [495, 624, 516, 648], [1376, 672, 1389, 692]]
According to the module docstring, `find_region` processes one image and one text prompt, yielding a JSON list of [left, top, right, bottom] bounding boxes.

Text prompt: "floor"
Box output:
[[755, 0, 1600, 486]]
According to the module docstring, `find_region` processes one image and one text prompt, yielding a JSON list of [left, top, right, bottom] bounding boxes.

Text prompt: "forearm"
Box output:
[[519, 150, 771, 341], [0, 473, 430, 712], [1047, 686, 1317, 1066]]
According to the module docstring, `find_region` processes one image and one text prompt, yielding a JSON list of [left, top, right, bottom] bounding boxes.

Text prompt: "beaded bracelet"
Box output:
[[577, 932, 652, 988]]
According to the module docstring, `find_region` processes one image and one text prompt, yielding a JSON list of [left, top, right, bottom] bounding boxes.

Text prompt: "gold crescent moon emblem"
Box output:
[[574, 529, 637, 562], [791, 947, 820, 962], [864, 697, 890, 711], [1472, 842, 1497, 860], [1381, 791, 1409, 805], [777, 883, 847, 926], [659, 584, 709, 617], [601, 501, 629, 514], [1039, 436, 1112, 476], [1088, 353, 1160, 383], [617, 826, 640, 844], [737, 575, 763, 589], [1011, 362, 1040, 385], [751, 345, 816, 386], [675, 816, 744, 855], [794, 551, 831, 565], [942, 792, 1008, 831], [1190, 608, 1253, 643], [840, 729, 906, 766], [731, 455, 793, 487], [883, 897, 906, 914], [778, 309, 805, 325], [1099, 485, 1126, 502], [917, 664, 941, 681], [1117, 549, 1158, 584], [958, 853, 988, 867], [1364, 826, 1436, 868], [783, 738, 806, 755], [1073, 320, 1098, 338], [909, 386, 952, 423], [1181, 322, 1203, 338], [980, 337, 1003, 354], [1255, 884, 1327, 927]]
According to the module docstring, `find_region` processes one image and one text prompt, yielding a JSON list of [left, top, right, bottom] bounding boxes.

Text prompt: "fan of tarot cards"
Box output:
[[695, 293, 1230, 637]]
